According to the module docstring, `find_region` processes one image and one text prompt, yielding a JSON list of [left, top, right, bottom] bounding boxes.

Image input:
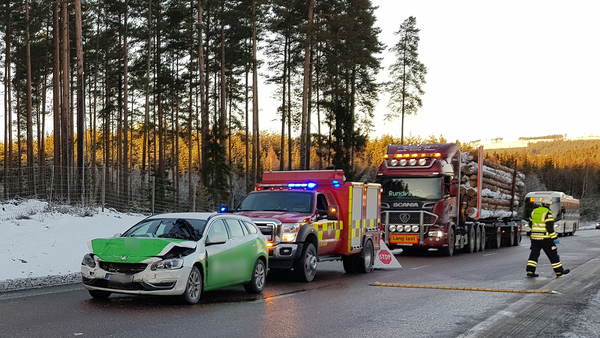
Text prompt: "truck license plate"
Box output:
[[390, 234, 418, 244]]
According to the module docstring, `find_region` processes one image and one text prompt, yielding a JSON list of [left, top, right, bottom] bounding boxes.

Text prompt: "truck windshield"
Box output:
[[236, 191, 314, 214], [377, 177, 442, 201]]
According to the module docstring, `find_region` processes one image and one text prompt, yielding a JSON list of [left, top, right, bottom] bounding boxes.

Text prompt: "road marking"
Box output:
[[411, 265, 431, 270], [483, 252, 497, 256], [371, 281, 553, 294]]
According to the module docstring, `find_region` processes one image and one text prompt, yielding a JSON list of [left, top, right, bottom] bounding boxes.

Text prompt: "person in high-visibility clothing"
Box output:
[[526, 201, 570, 277]]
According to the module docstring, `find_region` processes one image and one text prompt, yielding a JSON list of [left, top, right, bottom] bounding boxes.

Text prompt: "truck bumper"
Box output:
[[268, 243, 304, 269]]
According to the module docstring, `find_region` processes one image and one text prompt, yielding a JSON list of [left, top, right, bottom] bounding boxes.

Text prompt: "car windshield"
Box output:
[[122, 218, 207, 241], [377, 177, 442, 201], [236, 191, 314, 213]]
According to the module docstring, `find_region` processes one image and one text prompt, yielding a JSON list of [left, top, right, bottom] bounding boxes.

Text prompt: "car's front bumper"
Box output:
[[81, 264, 191, 296]]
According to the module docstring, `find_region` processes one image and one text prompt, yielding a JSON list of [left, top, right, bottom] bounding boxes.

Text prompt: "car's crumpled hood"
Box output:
[[89, 237, 197, 263]]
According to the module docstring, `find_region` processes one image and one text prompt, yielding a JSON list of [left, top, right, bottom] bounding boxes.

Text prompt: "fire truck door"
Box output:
[[313, 193, 341, 255]]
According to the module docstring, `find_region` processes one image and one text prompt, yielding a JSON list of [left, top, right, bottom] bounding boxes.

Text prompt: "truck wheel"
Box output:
[[294, 242, 317, 282], [490, 228, 501, 249], [244, 259, 266, 294], [342, 255, 357, 273], [463, 226, 475, 253], [441, 228, 455, 257], [355, 239, 374, 273], [474, 226, 481, 252], [513, 228, 521, 246], [502, 227, 515, 246], [480, 225, 486, 251]]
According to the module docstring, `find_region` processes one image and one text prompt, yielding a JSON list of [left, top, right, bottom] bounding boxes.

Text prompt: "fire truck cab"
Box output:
[[234, 170, 381, 282]]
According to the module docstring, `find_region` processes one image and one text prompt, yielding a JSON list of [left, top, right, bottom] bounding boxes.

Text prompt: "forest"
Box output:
[[0, 1, 598, 220]]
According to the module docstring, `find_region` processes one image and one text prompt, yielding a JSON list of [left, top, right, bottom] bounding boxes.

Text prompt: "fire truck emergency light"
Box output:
[[287, 182, 317, 189]]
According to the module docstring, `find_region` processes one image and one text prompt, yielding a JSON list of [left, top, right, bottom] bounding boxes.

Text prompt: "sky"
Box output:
[[261, 0, 600, 143]]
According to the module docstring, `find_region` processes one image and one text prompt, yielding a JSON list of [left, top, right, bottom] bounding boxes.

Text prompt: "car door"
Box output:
[[204, 219, 236, 289], [224, 218, 256, 283]]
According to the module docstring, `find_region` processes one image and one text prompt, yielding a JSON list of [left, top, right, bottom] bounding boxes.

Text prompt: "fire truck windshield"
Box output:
[[236, 191, 315, 214], [378, 177, 442, 201]]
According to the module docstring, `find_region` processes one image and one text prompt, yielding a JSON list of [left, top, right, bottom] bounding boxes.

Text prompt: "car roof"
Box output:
[[145, 212, 216, 220], [144, 212, 254, 223]]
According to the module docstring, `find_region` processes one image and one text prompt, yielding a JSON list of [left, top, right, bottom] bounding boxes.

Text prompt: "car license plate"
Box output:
[[104, 274, 133, 283], [390, 234, 418, 244]]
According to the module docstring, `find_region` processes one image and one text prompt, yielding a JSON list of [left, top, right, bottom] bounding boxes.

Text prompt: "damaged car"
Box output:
[[81, 212, 268, 304]]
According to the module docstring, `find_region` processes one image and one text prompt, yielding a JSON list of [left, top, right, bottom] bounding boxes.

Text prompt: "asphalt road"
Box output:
[[1, 229, 600, 338]]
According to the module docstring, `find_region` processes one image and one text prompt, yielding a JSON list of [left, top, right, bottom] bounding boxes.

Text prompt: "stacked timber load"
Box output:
[[459, 152, 525, 220]]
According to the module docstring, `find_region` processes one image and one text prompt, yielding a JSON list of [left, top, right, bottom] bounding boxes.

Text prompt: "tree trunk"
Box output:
[[123, 1, 129, 203], [26, 0, 35, 189], [279, 34, 288, 171], [252, 0, 259, 184], [300, 0, 314, 170], [75, 0, 84, 202], [52, 1, 60, 170], [61, 0, 70, 200]]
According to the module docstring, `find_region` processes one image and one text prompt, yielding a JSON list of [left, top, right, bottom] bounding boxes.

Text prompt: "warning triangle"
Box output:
[[374, 239, 403, 270]]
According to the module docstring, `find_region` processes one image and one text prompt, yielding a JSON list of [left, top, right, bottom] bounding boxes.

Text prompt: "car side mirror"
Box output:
[[206, 234, 227, 246], [113, 233, 122, 238], [327, 205, 339, 220]]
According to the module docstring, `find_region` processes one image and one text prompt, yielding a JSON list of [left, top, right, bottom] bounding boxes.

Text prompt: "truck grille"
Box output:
[[383, 210, 438, 226], [99, 262, 147, 274], [255, 222, 277, 241]]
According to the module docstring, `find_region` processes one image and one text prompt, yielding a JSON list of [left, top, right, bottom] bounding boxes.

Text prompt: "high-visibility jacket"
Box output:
[[530, 206, 558, 240]]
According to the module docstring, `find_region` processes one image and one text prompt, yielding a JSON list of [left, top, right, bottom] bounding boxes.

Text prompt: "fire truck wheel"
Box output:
[[356, 239, 374, 273], [294, 242, 317, 282], [441, 228, 455, 257], [342, 256, 357, 273]]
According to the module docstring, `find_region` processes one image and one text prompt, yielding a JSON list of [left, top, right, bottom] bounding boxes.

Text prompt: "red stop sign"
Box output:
[[378, 250, 393, 265]]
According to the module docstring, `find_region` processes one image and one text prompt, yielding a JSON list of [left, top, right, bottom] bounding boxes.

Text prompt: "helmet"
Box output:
[[541, 200, 551, 207]]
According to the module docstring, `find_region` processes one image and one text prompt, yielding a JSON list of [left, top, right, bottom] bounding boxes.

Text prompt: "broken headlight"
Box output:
[[151, 258, 184, 270], [81, 253, 96, 268]]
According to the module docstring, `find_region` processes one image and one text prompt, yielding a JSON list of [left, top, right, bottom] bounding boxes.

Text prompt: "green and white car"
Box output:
[[81, 212, 268, 304]]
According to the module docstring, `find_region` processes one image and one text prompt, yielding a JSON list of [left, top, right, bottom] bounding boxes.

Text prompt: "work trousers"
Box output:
[[526, 239, 565, 276]]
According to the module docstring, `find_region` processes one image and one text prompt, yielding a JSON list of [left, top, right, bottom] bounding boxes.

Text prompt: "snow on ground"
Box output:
[[0, 199, 147, 292]]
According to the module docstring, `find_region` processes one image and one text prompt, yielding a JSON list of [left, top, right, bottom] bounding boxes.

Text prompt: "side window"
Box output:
[[225, 219, 245, 239], [316, 193, 328, 211], [244, 221, 258, 234], [206, 219, 228, 243]]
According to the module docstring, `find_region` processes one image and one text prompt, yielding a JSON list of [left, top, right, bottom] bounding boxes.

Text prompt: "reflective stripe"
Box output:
[[552, 262, 563, 268], [527, 260, 538, 267], [313, 221, 341, 241]]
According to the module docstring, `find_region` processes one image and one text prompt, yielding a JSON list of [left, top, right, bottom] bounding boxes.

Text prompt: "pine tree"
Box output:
[[386, 16, 427, 145]]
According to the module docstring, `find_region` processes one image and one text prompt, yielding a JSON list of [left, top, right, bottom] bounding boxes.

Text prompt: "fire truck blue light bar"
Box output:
[[287, 182, 317, 189]]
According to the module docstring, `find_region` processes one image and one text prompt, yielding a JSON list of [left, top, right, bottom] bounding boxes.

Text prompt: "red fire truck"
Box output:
[[376, 143, 522, 256], [234, 170, 381, 282]]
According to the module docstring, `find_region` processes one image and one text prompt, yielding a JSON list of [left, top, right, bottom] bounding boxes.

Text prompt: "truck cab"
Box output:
[[234, 170, 381, 282]]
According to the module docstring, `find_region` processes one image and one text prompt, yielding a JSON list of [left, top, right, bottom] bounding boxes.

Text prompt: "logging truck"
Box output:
[[376, 143, 524, 256]]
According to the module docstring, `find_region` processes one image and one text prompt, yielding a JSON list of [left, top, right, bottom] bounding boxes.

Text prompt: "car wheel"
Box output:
[[294, 242, 317, 282], [181, 266, 202, 305], [244, 259, 266, 294], [480, 225, 486, 251], [355, 239, 374, 273], [88, 290, 111, 299]]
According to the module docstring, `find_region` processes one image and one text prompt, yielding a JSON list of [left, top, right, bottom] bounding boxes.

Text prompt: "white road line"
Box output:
[[411, 265, 431, 270], [483, 253, 497, 257]]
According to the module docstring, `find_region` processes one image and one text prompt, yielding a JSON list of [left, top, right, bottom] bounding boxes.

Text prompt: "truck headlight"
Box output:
[[281, 223, 301, 242], [151, 258, 184, 270], [81, 253, 96, 268], [428, 231, 443, 237], [389, 224, 397, 232], [411, 225, 419, 232]]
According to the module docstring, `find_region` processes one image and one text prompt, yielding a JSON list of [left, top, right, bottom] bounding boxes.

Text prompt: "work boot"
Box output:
[[557, 269, 570, 277], [527, 272, 539, 278]]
